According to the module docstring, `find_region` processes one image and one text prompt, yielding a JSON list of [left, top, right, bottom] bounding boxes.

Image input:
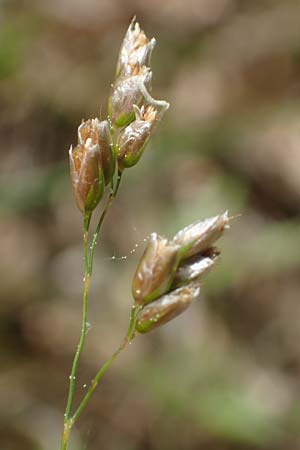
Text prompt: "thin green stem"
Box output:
[[60, 423, 71, 450], [64, 274, 90, 418], [83, 212, 91, 273], [60, 213, 91, 450], [71, 305, 141, 425], [88, 172, 123, 275]]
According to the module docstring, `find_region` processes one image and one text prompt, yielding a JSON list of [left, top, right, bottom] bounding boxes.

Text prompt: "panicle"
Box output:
[[69, 18, 169, 213]]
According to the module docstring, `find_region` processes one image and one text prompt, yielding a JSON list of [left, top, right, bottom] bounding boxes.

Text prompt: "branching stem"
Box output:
[[60, 173, 124, 450], [71, 305, 141, 425], [61, 212, 91, 449]]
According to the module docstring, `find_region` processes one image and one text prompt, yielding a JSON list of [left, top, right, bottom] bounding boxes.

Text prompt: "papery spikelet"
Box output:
[[173, 212, 231, 260], [132, 233, 181, 305], [172, 247, 220, 288], [136, 283, 200, 333], [97, 120, 115, 185], [78, 118, 115, 185], [69, 119, 105, 213], [117, 105, 157, 170], [108, 66, 152, 128], [116, 18, 156, 79]]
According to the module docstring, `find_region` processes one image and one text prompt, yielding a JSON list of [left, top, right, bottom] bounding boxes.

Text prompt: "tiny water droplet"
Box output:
[[83, 384, 87, 388]]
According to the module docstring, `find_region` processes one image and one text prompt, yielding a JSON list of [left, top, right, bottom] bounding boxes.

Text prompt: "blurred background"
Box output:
[[1, 0, 300, 449]]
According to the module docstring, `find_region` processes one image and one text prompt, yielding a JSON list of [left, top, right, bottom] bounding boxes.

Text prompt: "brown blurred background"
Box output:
[[1, 0, 300, 449]]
